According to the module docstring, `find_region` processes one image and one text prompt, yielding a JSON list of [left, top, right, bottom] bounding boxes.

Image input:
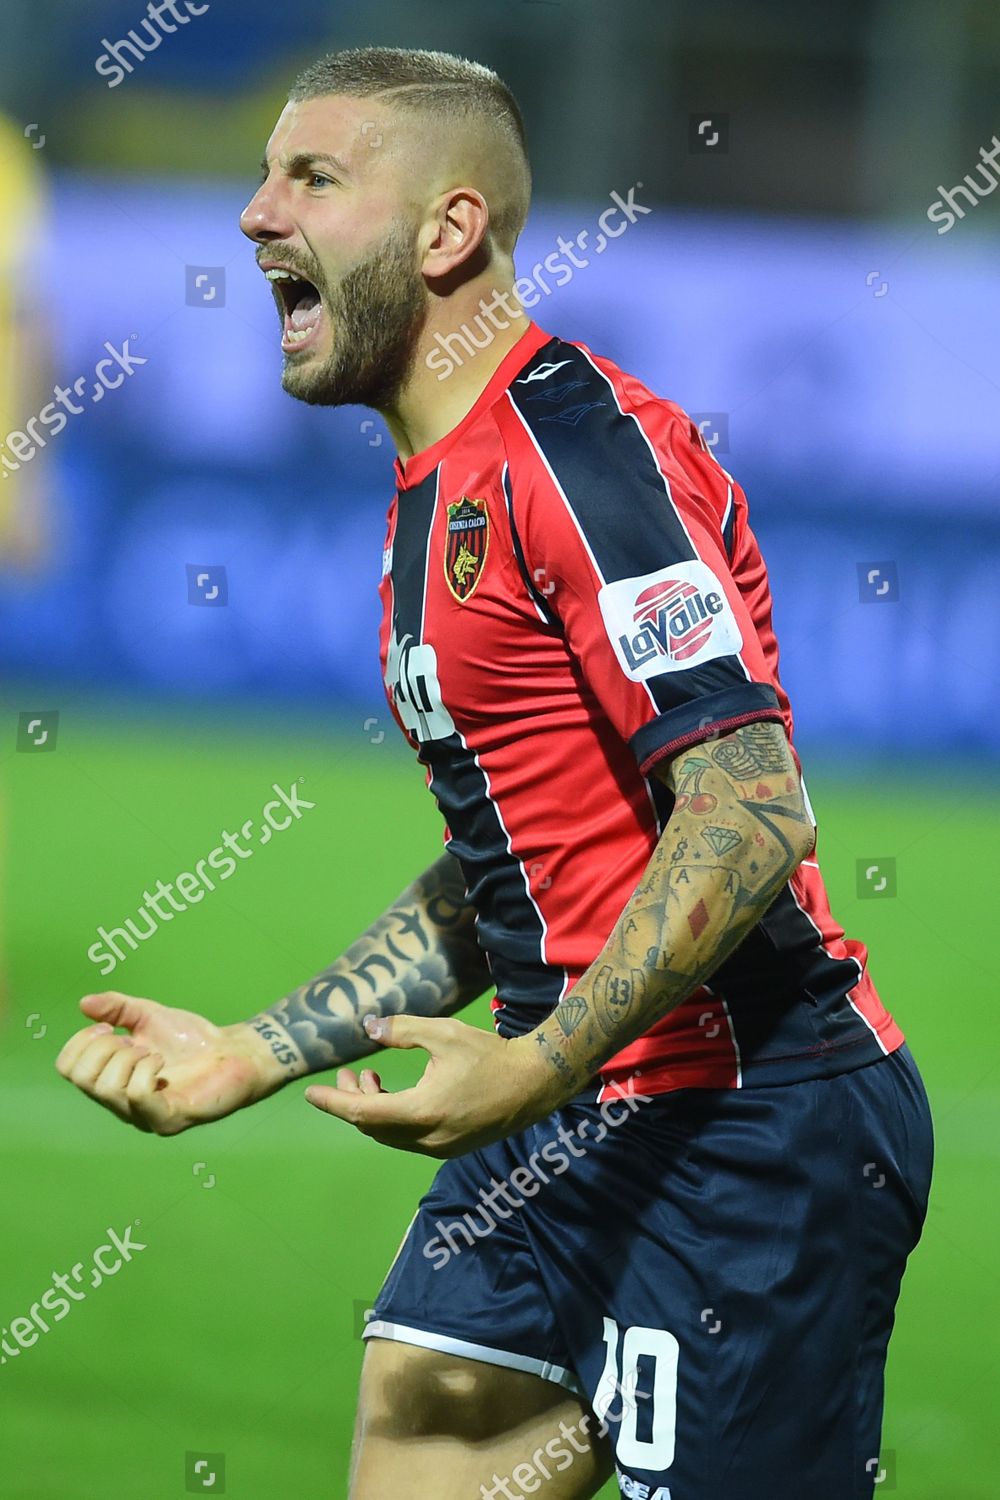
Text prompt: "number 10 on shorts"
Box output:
[[595, 1316, 679, 1471]]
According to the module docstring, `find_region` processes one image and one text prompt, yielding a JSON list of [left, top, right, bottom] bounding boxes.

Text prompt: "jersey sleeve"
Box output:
[[499, 380, 785, 778]]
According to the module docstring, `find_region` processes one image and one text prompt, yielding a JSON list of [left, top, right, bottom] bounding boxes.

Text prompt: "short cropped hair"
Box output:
[[288, 46, 531, 253]]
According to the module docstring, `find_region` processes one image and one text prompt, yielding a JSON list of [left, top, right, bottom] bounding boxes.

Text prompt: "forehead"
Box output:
[[263, 95, 393, 172]]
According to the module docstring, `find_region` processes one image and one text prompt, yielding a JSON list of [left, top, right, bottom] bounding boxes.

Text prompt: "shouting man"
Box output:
[[57, 47, 932, 1500]]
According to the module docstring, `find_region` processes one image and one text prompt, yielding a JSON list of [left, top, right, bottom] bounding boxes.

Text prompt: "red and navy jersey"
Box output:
[[377, 321, 904, 1097]]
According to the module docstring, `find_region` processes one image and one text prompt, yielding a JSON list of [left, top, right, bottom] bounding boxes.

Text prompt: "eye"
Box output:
[[308, 172, 334, 188]]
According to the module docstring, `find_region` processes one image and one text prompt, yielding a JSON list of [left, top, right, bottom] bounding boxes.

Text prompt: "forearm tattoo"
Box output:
[[539, 719, 815, 1088], [250, 851, 491, 1078]]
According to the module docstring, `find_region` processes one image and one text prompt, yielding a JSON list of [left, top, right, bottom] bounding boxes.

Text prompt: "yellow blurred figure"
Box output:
[[0, 109, 50, 565], [1, 110, 53, 1019]]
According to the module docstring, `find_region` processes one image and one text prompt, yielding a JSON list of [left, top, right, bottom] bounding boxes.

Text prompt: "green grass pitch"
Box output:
[[1, 706, 996, 1498]]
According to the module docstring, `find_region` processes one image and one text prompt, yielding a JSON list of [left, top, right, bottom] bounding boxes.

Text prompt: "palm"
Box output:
[[131, 1008, 260, 1127], [57, 991, 269, 1136]]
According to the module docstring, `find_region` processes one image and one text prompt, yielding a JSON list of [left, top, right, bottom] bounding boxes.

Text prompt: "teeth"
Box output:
[[286, 328, 311, 342], [265, 268, 303, 281]]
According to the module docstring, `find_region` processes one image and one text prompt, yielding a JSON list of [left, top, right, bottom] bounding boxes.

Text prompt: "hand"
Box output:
[[304, 1013, 569, 1158], [55, 991, 279, 1136]]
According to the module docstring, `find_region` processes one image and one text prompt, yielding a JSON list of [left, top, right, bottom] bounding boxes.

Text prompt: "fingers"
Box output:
[[304, 1082, 420, 1132], [362, 1013, 461, 1053], [79, 990, 153, 1033], [61, 1031, 128, 1091], [91, 1040, 152, 1102], [55, 1022, 114, 1078], [56, 1022, 168, 1130], [335, 1066, 383, 1095], [125, 1053, 169, 1126], [305, 1084, 368, 1121]]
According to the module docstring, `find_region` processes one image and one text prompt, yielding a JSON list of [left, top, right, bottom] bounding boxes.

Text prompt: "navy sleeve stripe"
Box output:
[[501, 461, 560, 627], [507, 343, 697, 585], [630, 683, 784, 775], [721, 483, 736, 562], [507, 341, 755, 725]]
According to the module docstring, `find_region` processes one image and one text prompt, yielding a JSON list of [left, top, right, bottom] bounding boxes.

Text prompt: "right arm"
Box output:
[[235, 848, 492, 1087], [56, 850, 492, 1135]]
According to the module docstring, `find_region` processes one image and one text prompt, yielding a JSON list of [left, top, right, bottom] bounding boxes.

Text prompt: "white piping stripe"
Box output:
[[464, 726, 554, 972], [418, 465, 441, 644], [421, 461, 564, 1008], [501, 459, 550, 625], [417, 466, 449, 867], [362, 1321, 585, 1396], [720, 996, 743, 1088], [701, 979, 742, 1087], [504, 395, 665, 831], [503, 394, 605, 575], [504, 391, 662, 719], [786, 871, 888, 1054], [574, 345, 753, 685], [720, 482, 734, 542], [644, 776, 666, 835]]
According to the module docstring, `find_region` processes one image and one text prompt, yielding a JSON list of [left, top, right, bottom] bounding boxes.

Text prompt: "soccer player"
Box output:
[[56, 48, 933, 1500]]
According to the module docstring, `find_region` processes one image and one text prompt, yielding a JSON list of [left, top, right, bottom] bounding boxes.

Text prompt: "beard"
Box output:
[[281, 219, 428, 410]]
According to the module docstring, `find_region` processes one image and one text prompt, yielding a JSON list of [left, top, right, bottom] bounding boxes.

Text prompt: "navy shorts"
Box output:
[[364, 1044, 933, 1499]]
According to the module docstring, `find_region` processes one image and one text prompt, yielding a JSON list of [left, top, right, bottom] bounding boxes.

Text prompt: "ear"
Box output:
[[421, 187, 490, 281]]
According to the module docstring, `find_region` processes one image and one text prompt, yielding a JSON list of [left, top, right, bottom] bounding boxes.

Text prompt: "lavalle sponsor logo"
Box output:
[[599, 560, 742, 681]]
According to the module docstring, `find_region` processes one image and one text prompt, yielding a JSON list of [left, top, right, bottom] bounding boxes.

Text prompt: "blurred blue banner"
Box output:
[[1, 175, 997, 753]]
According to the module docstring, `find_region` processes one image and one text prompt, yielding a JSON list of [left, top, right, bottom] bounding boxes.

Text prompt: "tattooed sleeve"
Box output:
[[532, 719, 816, 1091], [247, 850, 491, 1078]]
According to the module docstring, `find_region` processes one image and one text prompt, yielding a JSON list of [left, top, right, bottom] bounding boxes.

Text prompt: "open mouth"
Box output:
[[262, 264, 325, 355]]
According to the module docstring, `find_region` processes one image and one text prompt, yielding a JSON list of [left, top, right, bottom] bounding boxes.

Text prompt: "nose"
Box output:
[[239, 180, 292, 243]]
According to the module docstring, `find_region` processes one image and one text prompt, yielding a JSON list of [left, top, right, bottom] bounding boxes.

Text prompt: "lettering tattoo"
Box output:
[[532, 719, 815, 1092], [254, 851, 491, 1076], [250, 1016, 298, 1071], [535, 1029, 577, 1084]]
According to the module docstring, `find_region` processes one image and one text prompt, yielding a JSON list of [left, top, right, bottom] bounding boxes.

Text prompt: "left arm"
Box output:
[[526, 718, 815, 1096], [305, 719, 814, 1153]]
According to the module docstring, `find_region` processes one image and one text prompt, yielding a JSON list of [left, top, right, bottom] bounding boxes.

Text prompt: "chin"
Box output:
[[281, 359, 332, 405]]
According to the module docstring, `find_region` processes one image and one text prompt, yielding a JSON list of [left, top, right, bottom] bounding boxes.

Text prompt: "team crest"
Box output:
[[444, 496, 490, 602]]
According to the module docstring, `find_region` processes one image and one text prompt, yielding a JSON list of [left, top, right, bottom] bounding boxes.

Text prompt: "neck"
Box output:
[[380, 279, 530, 462]]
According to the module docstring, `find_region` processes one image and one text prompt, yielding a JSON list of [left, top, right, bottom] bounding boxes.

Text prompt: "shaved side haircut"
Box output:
[[288, 46, 532, 255]]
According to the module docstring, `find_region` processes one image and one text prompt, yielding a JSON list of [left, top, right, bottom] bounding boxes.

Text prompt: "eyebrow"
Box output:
[[258, 151, 351, 184]]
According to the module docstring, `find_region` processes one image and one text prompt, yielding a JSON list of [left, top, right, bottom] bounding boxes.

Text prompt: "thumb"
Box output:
[[80, 990, 156, 1034], [363, 1013, 458, 1053]]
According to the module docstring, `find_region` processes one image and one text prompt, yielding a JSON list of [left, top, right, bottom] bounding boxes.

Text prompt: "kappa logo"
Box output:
[[538, 401, 607, 426], [515, 360, 574, 383], [598, 560, 742, 681], [523, 378, 589, 404]]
